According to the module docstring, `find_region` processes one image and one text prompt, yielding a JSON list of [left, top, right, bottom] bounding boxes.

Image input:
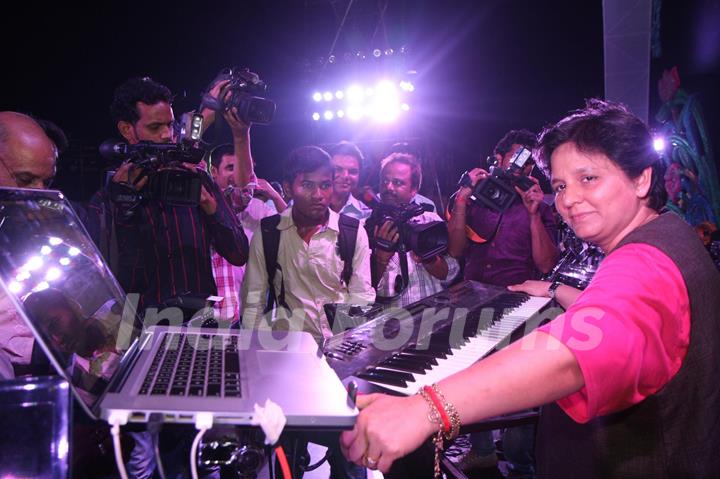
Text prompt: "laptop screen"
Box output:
[[0, 187, 142, 411]]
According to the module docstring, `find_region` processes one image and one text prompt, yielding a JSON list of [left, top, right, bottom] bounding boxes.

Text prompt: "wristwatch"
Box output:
[[547, 281, 563, 299]]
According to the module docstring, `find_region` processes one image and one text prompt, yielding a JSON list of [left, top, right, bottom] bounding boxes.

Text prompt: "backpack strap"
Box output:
[[260, 214, 287, 313], [337, 214, 360, 286]]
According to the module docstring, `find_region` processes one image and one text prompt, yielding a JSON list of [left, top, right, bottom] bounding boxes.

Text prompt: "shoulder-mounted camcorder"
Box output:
[[200, 67, 276, 125]]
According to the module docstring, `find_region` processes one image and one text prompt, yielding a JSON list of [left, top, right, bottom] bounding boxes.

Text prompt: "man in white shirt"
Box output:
[[328, 141, 371, 220], [371, 153, 459, 306]]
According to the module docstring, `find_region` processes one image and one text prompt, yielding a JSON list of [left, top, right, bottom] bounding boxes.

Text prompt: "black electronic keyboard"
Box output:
[[324, 280, 561, 396]]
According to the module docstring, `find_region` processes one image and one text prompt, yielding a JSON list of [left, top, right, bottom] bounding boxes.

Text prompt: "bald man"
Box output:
[[0, 112, 59, 375], [0, 111, 57, 189]]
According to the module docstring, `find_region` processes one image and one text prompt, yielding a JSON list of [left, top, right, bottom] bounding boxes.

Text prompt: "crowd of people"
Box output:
[[0, 73, 718, 479]]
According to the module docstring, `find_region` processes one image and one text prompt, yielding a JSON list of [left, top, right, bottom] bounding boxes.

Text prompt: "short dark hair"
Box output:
[[328, 141, 364, 170], [380, 152, 422, 190], [208, 143, 234, 169], [537, 99, 667, 212], [282, 146, 333, 184], [110, 77, 173, 124], [493, 129, 537, 157], [387, 142, 421, 159]]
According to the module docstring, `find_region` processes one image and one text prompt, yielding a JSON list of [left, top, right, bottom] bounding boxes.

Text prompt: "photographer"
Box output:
[[449, 130, 558, 285], [447, 130, 558, 476], [372, 153, 459, 306], [86, 76, 248, 317]]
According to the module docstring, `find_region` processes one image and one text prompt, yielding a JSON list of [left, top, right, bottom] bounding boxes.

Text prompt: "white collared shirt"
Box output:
[[338, 194, 372, 220], [242, 207, 375, 342]]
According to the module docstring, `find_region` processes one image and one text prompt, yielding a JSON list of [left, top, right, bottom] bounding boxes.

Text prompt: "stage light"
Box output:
[[328, 55, 336, 64], [25, 256, 43, 271], [40, 245, 52, 255], [59, 257, 71, 266], [401, 103, 410, 111], [323, 91, 334, 102], [16, 271, 31, 282], [365, 87, 375, 97], [335, 90, 344, 99], [33, 281, 49, 292], [49, 237, 62, 246], [653, 136, 666, 153], [337, 110, 345, 118], [312, 92, 322, 102], [312, 112, 321, 121], [68, 247, 80, 257], [347, 105, 363, 121], [384, 48, 394, 56], [346, 85, 364, 103], [324, 110, 334, 120], [399, 80, 415, 92], [8, 281, 22, 294], [45, 267, 62, 281], [372, 49, 382, 58]]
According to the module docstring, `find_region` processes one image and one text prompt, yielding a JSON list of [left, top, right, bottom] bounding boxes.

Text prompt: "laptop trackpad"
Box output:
[[256, 351, 320, 375]]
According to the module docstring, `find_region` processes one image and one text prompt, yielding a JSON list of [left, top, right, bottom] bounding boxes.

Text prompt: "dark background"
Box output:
[[1, 0, 718, 203]]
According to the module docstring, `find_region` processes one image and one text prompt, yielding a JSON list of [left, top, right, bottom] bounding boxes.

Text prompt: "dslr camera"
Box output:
[[200, 67, 276, 125], [364, 197, 448, 262], [100, 139, 207, 208], [459, 146, 536, 212]]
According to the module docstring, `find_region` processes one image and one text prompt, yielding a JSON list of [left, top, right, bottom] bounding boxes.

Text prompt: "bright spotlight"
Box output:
[[68, 247, 80, 257], [323, 110, 334, 120], [49, 237, 62, 246], [26, 256, 44, 271], [15, 271, 31, 282], [312, 92, 322, 102], [347, 105, 364, 121], [653, 137, 666, 153], [323, 91, 334, 101], [45, 267, 62, 281], [399, 80, 415, 92], [372, 49, 382, 58], [8, 281, 22, 294], [59, 257, 71, 266], [33, 281, 50, 292], [337, 110, 345, 118], [40, 245, 52, 255], [401, 103, 410, 111], [346, 85, 364, 103], [335, 90, 344, 99]]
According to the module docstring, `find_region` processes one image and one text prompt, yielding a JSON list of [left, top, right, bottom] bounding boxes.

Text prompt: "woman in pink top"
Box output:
[[340, 100, 720, 478]]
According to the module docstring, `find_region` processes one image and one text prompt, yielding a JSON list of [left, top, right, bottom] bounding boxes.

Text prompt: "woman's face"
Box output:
[[550, 142, 651, 252]]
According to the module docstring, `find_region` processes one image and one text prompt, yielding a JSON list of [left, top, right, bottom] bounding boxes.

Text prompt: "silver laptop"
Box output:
[[0, 187, 357, 428]]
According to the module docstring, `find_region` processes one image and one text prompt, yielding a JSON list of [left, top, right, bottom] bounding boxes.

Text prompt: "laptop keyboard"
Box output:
[[139, 333, 242, 397]]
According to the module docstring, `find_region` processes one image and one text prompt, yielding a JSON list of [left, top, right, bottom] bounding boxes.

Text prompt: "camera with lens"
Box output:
[[458, 146, 536, 212], [365, 197, 448, 262], [100, 139, 207, 207], [200, 67, 276, 125]]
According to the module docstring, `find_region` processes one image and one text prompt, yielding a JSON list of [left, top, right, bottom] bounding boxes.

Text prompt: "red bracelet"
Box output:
[[422, 385, 451, 433]]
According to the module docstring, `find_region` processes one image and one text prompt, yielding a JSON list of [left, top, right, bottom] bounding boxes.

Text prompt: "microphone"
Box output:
[[99, 139, 130, 160]]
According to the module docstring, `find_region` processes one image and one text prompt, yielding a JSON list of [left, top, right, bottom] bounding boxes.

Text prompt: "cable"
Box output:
[[108, 411, 130, 479], [191, 412, 214, 479], [324, 0, 355, 70], [275, 445, 292, 479]]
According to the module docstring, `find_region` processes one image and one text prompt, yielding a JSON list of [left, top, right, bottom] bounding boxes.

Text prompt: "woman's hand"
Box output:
[[340, 393, 436, 473]]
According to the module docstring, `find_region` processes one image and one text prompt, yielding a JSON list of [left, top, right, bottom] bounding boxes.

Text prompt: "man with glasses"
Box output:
[[0, 111, 58, 375]]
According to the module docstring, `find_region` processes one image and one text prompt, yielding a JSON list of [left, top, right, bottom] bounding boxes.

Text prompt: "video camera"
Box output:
[[200, 67, 276, 125], [459, 146, 536, 212], [99, 139, 207, 207], [364, 196, 448, 262]]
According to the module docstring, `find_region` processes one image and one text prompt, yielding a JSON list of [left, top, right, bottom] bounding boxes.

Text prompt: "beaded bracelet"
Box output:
[[418, 384, 461, 478]]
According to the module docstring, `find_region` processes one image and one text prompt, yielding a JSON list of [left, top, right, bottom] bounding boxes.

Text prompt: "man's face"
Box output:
[[380, 161, 417, 205], [119, 101, 175, 144], [285, 168, 333, 222], [0, 130, 57, 189], [331, 154, 361, 196], [212, 154, 236, 190]]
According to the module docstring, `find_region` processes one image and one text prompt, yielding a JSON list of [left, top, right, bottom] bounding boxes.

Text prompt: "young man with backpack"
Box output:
[[241, 145, 375, 343]]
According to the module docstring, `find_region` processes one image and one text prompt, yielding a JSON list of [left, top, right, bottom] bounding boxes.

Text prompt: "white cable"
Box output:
[[108, 412, 130, 479], [191, 412, 214, 479]]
